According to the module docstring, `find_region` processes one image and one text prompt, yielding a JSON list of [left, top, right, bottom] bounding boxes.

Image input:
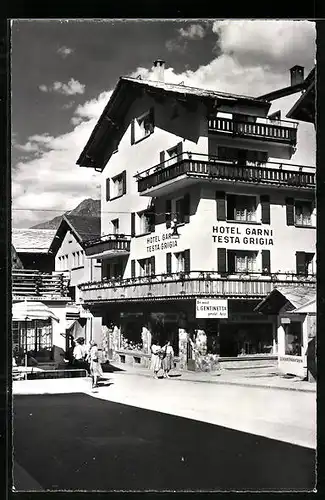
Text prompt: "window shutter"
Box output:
[[176, 141, 183, 160], [150, 256, 156, 276], [131, 259, 136, 278], [131, 212, 136, 237], [106, 178, 110, 201], [165, 199, 172, 228], [166, 253, 172, 274], [262, 250, 271, 274], [217, 248, 227, 274], [286, 198, 295, 226], [184, 249, 191, 273], [296, 252, 306, 275], [226, 194, 236, 221], [183, 193, 190, 223], [131, 120, 135, 145], [149, 210, 156, 232], [216, 191, 226, 221], [227, 251, 236, 274], [122, 170, 127, 195], [149, 107, 155, 129], [260, 195, 271, 224], [159, 150, 165, 164]]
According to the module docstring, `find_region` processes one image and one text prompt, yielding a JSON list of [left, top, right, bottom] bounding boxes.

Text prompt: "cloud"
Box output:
[[166, 22, 210, 53], [178, 24, 206, 40], [38, 78, 85, 96], [57, 45, 74, 58]]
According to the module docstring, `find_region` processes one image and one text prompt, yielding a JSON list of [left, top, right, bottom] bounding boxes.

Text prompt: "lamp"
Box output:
[[170, 218, 180, 239]]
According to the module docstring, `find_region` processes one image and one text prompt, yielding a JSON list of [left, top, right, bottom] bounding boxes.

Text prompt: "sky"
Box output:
[[11, 19, 316, 228]]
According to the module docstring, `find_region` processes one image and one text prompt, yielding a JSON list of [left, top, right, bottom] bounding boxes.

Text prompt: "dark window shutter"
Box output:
[[176, 141, 183, 160], [159, 151, 165, 164], [131, 259, 136, 278], [131, 120, 135, 145], [227, 251, 236, 274], [217, 248, 227, 274], [166, 253, 172, 274], [131, 212, 136, 237], [122, 170, 127, 195], [260, 195, 271, 224], [262, 250, 271, 274], [183, 193, 190, 223], [286, 197, 295, 226], [150, 256, 156, 276], [296, 252, 306, 275], [226, 194, 236, 221], [166, 199, 172, 228], [149, 209, 156, 232], [150, 107, 155, 130], [184, 249, 191, 273], [216, 191, 226, 221], [106, 178, 110, 201]]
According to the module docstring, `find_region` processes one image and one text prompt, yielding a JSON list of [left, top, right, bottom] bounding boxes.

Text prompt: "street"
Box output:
[[13, 371, 316, 491]]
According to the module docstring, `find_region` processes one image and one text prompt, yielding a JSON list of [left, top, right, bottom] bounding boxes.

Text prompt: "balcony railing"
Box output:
[[135, 152, 315, 193], [79, 271, 316, 303], [12, 269, 70, 299], [83, 234, 131, 257], [208, 116, 298, 145]]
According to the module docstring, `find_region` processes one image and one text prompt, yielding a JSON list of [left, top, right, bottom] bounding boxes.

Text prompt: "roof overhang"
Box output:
[[286, 82, 315, 123], [254, 289, 294, 315]]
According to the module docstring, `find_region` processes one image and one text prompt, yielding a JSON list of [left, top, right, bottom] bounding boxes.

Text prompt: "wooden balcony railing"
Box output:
[[208, 116, 298, 145], [136, 153, 315, 193], [12, 269, 70, 299], [79, 271, 316, 303], [83, 234, 131, 257]]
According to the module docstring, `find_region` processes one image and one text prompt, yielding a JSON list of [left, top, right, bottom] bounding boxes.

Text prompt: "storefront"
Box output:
[[12, 319, 53, 364]]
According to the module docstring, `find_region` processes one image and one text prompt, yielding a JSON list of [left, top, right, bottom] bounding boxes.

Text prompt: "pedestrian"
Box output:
[[73, 337, 88, 372], [150, 337, 162, 379], [162, 340, 174, 378], [87, 340, 104, 389]]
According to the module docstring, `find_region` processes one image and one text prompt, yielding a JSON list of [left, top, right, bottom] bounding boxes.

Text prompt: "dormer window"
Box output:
[[131, 108, 155, 144]]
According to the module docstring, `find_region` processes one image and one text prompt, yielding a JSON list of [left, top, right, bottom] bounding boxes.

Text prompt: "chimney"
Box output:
[[153, 59, 165, 82], [290, 65, 304, 86]]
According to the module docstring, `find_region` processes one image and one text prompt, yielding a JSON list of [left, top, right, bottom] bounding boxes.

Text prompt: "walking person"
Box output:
[[150, 337, 162, 379], [87, 340, 103, 389], [162, 340, 174, 378]]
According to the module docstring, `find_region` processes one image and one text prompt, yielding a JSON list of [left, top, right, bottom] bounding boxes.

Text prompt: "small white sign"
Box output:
[[196, 299, 228, 318]]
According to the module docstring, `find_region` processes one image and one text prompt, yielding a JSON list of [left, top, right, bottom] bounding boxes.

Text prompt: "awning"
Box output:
[[12, 300, 60, 322]]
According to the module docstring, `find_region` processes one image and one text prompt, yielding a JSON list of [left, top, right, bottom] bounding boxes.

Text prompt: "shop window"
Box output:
[[284, 321, 303, 356], [112, 218, 119, 234], [138, 257, 155, 277], [131, 108, 155, 144], [227, 195, 256, 222], [111, 171, 127, 199], [296, 252, 315, 276], [138, 210, 155, 235], [228, 250, 257, 273], [294, 201, 313, 226], [20, 320, 53, 354]]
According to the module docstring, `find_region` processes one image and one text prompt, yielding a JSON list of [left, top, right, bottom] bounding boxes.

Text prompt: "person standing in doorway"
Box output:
[[150, 337, 162, 379], [162, 340, 174, 378], [73, 338, 88, 372], [87, 340, 103, 389]]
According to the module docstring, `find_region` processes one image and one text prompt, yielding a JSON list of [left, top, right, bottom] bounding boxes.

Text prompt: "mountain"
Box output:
[[30, 199, 101, 229]]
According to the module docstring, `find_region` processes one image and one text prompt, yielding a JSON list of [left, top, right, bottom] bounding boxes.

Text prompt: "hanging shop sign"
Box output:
[[196, 299, 228, 319], [146, 232, 178, 253], [212, 224, 274, 246]]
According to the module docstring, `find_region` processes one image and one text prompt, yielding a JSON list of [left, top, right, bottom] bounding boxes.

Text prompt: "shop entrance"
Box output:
[[219, 323, 273, 357], [150, 313, 179, 356]]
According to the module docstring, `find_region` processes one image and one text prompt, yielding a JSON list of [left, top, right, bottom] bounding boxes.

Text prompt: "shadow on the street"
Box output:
[[101, 362, 125, 373]]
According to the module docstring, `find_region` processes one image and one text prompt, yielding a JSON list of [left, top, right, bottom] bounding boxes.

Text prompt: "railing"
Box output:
[[12, 269, 71, 299], [135, 152, 315, 193], [208, 116, 298, 144], [83, 234, 131, 257], [79, 270, 316, 303]]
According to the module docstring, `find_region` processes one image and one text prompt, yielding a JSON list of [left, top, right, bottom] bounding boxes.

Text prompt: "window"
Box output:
[[111, 171, 126, 199], [173, 194, 190, 224], [227, 195, 256, 222], [105, 261, 124, 279], [138, 211, 155, 235], [284, 322, 303, 356], [131, 109, 154, 144], [295, 201, 313, 226], [228, 250, 257, 273], [138, 257, 155, 277], [296, 252, 315, 276], [174, 250, 190, 273], [217, 147, 268, 165], [112, 218, 119, 234]]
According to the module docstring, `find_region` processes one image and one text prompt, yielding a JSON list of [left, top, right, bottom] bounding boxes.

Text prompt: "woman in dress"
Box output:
[[150, 337, 162, 379], [162, 340, 174, 378], [87, 340, 103, 388]]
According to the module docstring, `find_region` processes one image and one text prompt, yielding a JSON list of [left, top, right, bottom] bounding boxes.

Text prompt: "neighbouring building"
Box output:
[[12, 244, 24, 269], [76, 60, 316, 371], [48, 214, 102, 349], [12, 228, 56, 272]]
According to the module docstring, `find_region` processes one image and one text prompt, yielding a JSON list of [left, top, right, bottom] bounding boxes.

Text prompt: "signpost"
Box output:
[[196, 299, 228, 319]]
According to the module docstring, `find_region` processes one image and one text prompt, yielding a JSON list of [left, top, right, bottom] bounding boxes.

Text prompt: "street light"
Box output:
[[170, 217, 180, 239]]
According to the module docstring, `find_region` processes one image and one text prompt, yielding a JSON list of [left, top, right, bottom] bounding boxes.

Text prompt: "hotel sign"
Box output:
[[146, 232, 178, 253], [196, 299, 228, 319], [212, 224, 274, 246]]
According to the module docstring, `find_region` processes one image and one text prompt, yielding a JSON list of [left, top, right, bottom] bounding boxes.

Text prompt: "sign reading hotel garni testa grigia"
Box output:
[[196, 299, 228, 319], [212, 225, 274, 246]]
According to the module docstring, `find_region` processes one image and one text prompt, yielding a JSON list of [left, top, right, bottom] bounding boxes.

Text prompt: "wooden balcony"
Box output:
[[12, 269, 71, 300], [79, 271, 316, 304], [136, 153, 315, 196], [208, 116, 298, 145], [83, 234, 131, 258]]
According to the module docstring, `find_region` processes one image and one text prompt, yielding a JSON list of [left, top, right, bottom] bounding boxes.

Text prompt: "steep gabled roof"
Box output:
[[255, 285, 316, 315], [76, 76, 271, 172], [12, 229, 56, 254], [258, 67, 315, 102], [48, 215, 101, 256]]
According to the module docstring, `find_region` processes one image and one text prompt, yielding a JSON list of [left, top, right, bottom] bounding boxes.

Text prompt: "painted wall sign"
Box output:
[[212, 225, 274, 246], [146, 232, 178, 253], [196, 299, 228, 319], [279, 356, 303, 363]]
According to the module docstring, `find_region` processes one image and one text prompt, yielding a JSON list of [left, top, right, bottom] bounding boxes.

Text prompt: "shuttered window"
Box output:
[[260, 195, 271, 224], [262, 250, 271, 274], [216, 191, 226, 221], [184, 249, 191, 273], [150, 256, 156, 276], [166, 199, 172, 228], [296, 252, 306, 276], [106, 178, 110, 201], [159, 151, 165, 163], [131, 213, 135, 237], [131, 259, 136, 278], [286, 198, 295, 226], [217, 248, 227, 274], [183, 194, 190, 223], [166, 253, 172, 274], [122, 170, 127, 195]]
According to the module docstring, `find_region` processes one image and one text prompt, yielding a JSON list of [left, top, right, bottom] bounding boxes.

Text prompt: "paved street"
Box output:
[[13, 371, 316, 491]]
